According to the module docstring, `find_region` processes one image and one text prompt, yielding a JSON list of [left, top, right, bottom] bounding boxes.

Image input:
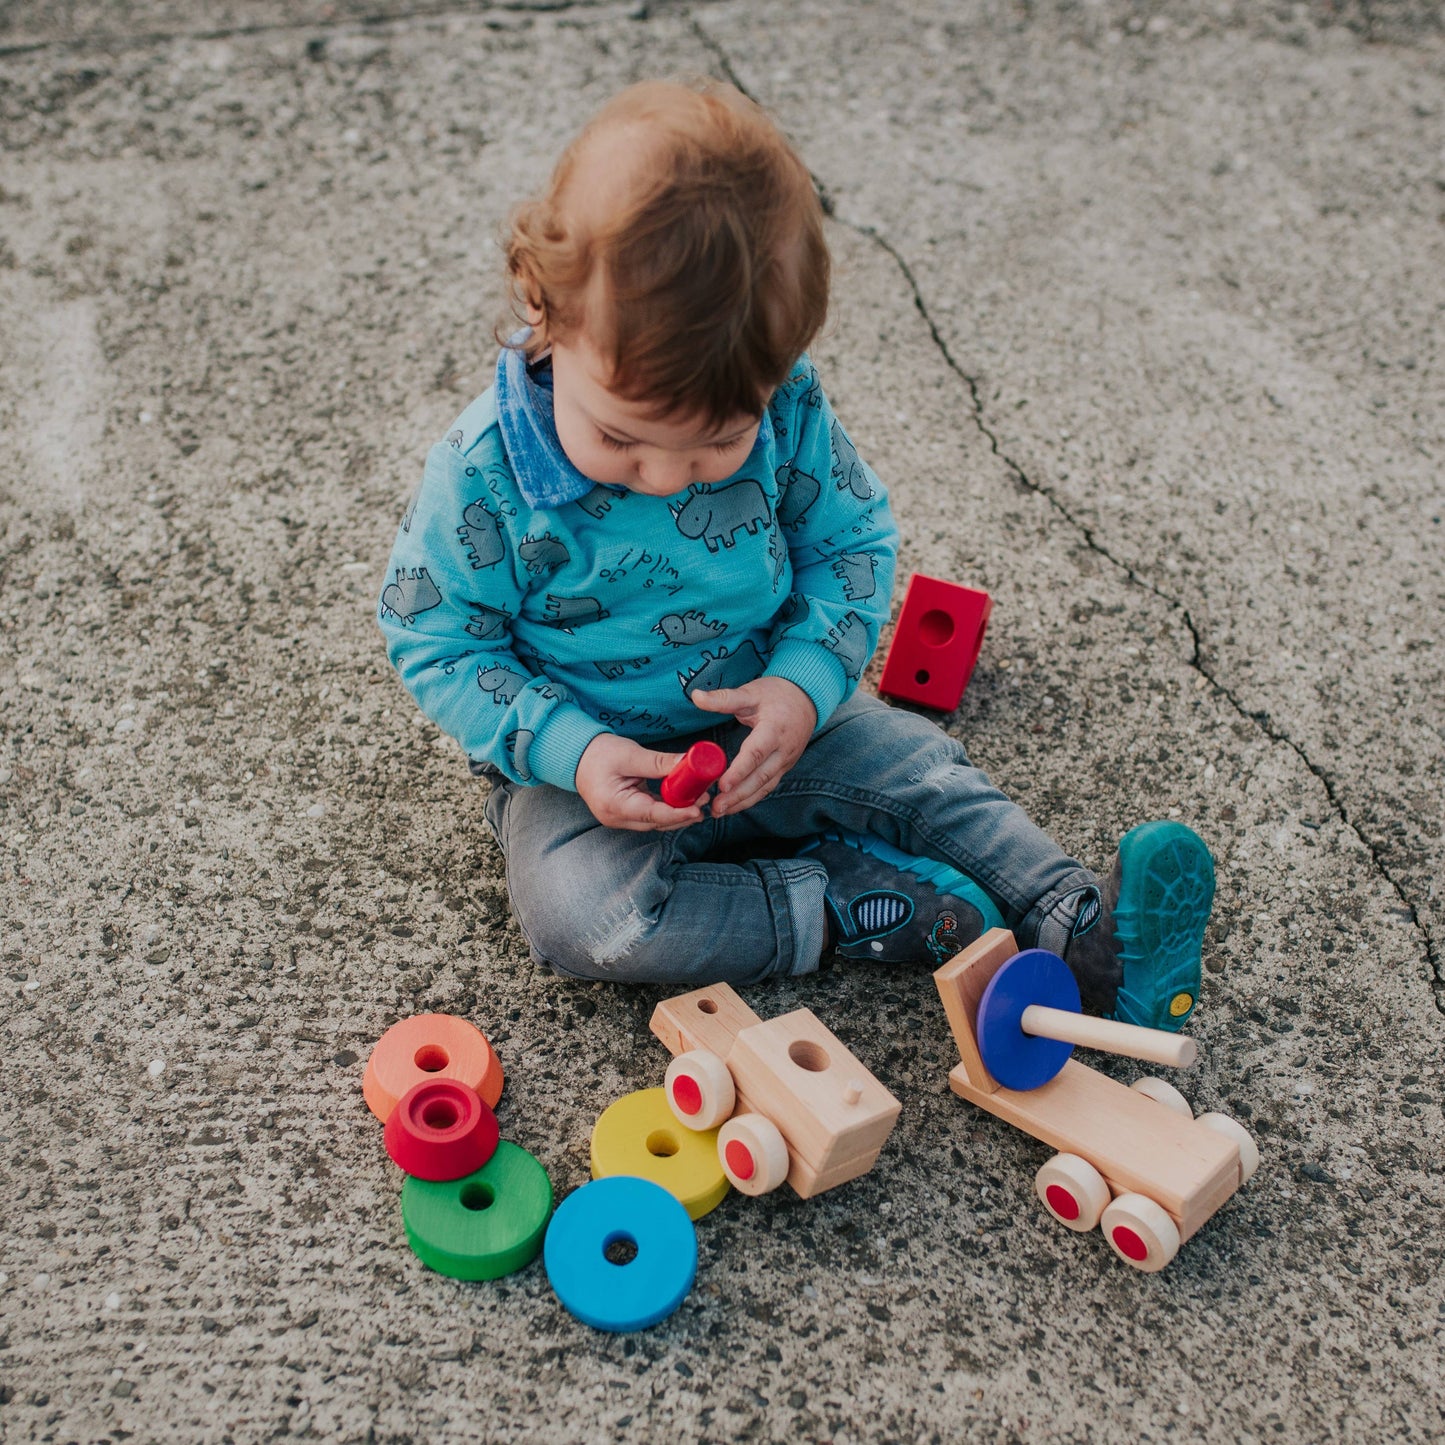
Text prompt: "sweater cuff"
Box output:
[[527, 706, 611, 791], [766, 638, 851, 732]]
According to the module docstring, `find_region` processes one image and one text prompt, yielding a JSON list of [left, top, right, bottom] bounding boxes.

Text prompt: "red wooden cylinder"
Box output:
[[661, 741, 727, 807]]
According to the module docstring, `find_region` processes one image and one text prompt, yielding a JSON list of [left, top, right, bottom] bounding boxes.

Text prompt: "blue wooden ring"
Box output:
[[976, 949, 1081, 1090], [544, 1176, 697, 1332]]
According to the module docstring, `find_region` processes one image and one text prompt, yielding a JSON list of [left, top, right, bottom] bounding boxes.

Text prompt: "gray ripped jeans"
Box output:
[[482, 692, 1097, 987]]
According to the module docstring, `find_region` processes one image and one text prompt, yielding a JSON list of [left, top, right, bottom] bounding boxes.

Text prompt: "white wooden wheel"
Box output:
[[1035, 1153, 1111, 1232], [664, 1049, 736, 1131], [717, 1113, 790, 1196], [1196, 1111, 1260, 1184], [1100, 1194, 1181, 1273], [1130, 1075, 1193, 1118]]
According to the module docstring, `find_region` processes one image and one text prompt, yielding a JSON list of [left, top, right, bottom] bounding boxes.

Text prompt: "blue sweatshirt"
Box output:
[[377, 346, 898, 790]]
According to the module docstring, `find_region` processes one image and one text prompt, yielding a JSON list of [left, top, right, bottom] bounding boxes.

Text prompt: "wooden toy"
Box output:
[[401, 1140, 553, 1280], [878, 572, 992, 711], [661, 740, 727, 807], [544, 1176, 697, 1332], [383, 1079, 499, 1182], [934, 929, 1258, 1272], [650, 983, 901, 1199], [590, 1088, 729, 1220], [363, 1013, 504, 1123]]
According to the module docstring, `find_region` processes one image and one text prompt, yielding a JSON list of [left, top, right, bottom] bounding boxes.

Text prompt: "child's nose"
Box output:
[[642, 454, 693, 492]]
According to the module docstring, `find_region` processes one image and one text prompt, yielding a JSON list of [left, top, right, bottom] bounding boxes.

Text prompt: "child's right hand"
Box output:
[[575, 734, 707, 832]]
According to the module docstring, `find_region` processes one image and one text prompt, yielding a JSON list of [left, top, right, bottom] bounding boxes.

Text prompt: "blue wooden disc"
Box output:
[[544, 1176, 697, 1332], [976, 949, 1081, 1090]]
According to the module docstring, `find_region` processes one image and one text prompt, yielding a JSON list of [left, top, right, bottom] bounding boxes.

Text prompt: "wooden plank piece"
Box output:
[[948, 1058, 1238, 1240], [787, 1146, 885, 1200], [932, 928, 1018, 1094]]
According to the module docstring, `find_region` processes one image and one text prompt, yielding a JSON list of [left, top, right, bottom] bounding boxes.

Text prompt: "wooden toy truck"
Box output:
[[934, 929, 1258, 1272], [650, 983, 901, 1199]]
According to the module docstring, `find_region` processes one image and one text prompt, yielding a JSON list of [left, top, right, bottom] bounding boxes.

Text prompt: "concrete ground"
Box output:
[[2, 1, 1442, 1440]]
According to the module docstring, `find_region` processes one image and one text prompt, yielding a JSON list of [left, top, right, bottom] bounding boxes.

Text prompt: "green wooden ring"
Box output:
[[402, 1139, 553, 1280]]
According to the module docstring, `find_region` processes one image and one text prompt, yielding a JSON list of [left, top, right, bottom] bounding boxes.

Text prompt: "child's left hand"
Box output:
[[690, 678, 816, 816]]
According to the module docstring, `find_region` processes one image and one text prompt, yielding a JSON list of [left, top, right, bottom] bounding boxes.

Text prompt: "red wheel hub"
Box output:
[[1045, 1183, 1080, 1221], [724, 1139, 755, 1181], [670, 1074, 703, 1116], [1112, 1225, 1149, 1262]]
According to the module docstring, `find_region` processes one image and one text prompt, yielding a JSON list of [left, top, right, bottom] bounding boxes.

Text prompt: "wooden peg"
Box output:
[[1020, 1006, 1198, 1069]]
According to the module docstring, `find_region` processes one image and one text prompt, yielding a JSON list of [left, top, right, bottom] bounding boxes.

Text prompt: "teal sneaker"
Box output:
[[1106, 821, 1215, 1030], [799, 832, 1004, 966]]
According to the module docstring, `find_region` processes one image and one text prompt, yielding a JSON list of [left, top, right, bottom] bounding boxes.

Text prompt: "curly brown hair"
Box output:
[[502, 79, 830, 428]]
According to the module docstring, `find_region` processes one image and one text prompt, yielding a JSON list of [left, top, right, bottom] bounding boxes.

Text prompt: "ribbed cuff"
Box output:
[[527, 706, 611, 791], [765, 638, 850, 732]]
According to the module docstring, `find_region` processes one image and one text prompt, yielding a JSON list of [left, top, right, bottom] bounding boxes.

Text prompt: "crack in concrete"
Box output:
[[856, 225, 1443, 1014], [690, 12, 1443, 1015], [0, 0, 628, 59]]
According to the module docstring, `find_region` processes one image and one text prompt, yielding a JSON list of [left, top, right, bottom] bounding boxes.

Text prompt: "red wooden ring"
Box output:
[[384, 1079, 500, 1181]]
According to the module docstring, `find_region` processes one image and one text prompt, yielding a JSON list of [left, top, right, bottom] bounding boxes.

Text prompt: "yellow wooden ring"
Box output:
[[590, 1088, 729, 1221]]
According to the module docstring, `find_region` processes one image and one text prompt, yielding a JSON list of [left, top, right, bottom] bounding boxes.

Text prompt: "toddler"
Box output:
[[377, 79, 1215, 1030]]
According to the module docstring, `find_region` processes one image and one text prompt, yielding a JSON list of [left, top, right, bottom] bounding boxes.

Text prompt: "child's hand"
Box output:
[[575, 734, 707, 832], [691, 678, 816, 817]]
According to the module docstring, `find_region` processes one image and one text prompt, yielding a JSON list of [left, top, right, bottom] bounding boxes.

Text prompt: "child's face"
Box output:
[[549, 331, 760, 497]]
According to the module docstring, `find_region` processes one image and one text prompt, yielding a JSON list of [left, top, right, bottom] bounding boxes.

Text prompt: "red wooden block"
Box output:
[[878, 573, 992, 711], [661, 741, 727, 807], [384, 1078, 500, 1181]]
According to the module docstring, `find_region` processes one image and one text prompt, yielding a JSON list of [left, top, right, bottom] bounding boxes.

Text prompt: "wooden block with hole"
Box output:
[[726, 1011, 901, 1174], [649, 982, 762, 1059], [651, 987, 901, 1200], [878, 572, 992, 711]]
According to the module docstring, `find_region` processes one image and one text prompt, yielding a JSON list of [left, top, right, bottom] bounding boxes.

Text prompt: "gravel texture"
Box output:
[[1, 2, 1441, 1442]]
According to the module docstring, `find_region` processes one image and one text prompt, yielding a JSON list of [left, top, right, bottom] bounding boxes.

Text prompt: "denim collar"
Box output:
[[495, 328, 774, 508], [494, 332, 597, 510]]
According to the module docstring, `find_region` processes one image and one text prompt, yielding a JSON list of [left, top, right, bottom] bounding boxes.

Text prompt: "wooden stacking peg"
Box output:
[[976, 949, 1197, 1091], [1019, 1006, 1197, 1070]]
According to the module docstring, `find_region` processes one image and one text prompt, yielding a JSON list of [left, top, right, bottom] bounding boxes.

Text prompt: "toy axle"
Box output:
[[1020, 1006, 1198, 1070]]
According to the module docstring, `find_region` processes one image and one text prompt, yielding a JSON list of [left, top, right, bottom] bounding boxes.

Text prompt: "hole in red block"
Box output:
[[915, 669, 930, 685], [646, 1129, 679, 1158], [788, 1040, 829, 1072], [460, 1182, 495, 1211], [671, 1075, 703, 1116], [919, 608, 955, 646], [421, 1098, 460, 1132], [414, 1044, 449, 1073], [603, 1231, 639, 1266], [1046, 1184, 1080, 1221], [1112, 1225, 1149, 1261], [724, 1139, 755, 1180]]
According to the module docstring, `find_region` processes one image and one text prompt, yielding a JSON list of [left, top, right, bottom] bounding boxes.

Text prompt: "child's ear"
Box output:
[[514, 270, 546, 331]]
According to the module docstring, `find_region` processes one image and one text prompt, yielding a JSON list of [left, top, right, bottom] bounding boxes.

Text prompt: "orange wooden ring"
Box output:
[[363, 1013, 504, 1123]]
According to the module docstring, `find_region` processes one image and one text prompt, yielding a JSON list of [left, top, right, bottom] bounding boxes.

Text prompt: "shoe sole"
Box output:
[[1110, 822, 1215, 1031], [804, 831, 1006, 936]]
